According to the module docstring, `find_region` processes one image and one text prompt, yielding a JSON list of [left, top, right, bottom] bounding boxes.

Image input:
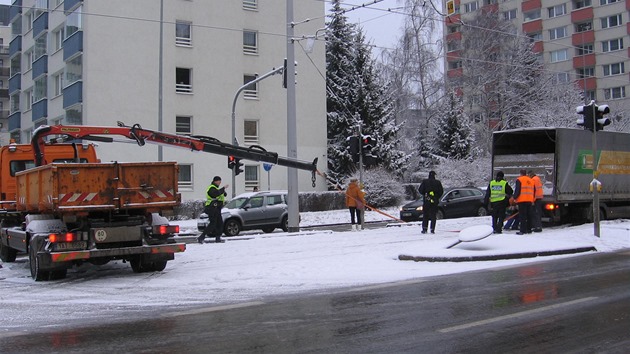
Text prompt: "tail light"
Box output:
[[49, 232, 78, 243], [152, 225, 179, 235], [544, 204, 557, 211]]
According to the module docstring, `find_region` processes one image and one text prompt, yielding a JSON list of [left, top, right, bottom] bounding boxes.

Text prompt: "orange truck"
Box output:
[[0, 133, 185, 281], [0, 123, 318, 281]]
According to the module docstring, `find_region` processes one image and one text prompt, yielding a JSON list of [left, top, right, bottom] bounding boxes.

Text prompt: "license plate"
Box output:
[[54, 241, 87, 251], [402, 212, 412, 217]]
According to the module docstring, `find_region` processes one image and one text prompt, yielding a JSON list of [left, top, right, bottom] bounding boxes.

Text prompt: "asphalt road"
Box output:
[[3, 249, 629, 353]]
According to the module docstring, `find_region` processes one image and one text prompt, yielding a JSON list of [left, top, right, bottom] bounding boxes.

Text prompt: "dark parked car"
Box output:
[[399, 187, 488, 221], [198, 191, 290, 236]]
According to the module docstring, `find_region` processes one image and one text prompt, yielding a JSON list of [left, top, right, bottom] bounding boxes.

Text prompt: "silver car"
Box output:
[[197, 191, 290, 236]]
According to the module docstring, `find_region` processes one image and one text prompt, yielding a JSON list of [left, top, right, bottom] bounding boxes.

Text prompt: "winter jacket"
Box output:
[[345, 181, 366, 208], [418, 177, 444, 206]]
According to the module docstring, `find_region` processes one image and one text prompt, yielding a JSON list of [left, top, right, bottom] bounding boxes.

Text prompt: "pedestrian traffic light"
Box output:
[[595, 104, 611, 131], [228, 155, 236, 169], [576, 103, 595, 131], [347, 136, 360, 162], [234, 157, 244, 176]]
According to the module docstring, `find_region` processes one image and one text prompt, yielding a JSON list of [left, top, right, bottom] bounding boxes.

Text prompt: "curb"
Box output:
[[398, 246, 598, 262]]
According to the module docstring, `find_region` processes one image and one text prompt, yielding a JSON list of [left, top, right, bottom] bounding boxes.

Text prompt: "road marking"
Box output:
[[438, 296, 598, 333], [163, 301, 265, 318]]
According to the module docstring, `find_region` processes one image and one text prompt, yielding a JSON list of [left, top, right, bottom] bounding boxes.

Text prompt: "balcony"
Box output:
[[32, 55, 48, 79], [32, 99, 48, 121], [573, 54, 596, 68], [571, 7, 593, 23], [572, 31, 594, 46], [521, 0, 541, 12], [64, 0, 82, 13], [63, 81, 82, 109], [63, 31, 83, 61], [576, 77, 596, 91], [522, 19, 542, 34], [33, 12, 49, 37], [9, 74, 21, 94], [9, 35, 21, 56], [9, 0, 22, 22], [8, 111, 21, 131]]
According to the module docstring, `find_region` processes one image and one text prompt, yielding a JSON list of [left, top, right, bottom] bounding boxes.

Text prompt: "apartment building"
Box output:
[[8, 0, 327, 200], [0, 5, 9, 144], [445, 0, 629, 123]]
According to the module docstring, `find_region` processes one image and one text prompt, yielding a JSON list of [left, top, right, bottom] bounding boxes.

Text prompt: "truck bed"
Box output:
[[15, 162, 180, 214]]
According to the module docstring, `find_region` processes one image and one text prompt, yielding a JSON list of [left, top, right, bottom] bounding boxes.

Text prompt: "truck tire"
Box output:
[[29, 242, 50, 281], [130, 259, 167, 272], [49, 269, 68, 280], [223, 219, 241, 236], [152, 260, 167, 272], [0, 241, 17, 262]]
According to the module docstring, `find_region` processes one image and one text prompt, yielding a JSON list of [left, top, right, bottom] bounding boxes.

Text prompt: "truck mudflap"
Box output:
[[50, 243, 186, 262]]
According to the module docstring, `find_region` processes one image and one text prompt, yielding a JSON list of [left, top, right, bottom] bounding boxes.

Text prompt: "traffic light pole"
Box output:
[[357, 121, 365, 230], [591, 103, 600, 237]]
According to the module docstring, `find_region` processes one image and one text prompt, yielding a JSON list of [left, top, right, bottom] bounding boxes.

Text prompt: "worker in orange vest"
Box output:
[[513, 169, 535, 235], [528, 170, 543, 232]]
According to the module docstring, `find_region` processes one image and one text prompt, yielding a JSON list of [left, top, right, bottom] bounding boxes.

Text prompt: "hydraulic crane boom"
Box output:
[[32, 122, 318, 186]]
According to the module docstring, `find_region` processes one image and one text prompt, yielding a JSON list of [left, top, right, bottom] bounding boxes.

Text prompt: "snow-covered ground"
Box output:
[[0, 208, 629, 333]]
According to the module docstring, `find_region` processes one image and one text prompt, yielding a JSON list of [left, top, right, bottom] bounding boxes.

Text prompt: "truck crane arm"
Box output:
[[32, 123, 318, 186]]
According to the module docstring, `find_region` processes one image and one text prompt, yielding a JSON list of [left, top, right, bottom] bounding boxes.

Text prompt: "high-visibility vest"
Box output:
[[489, 180, 508, 202], [532, 175, 543, 200], [205, 184, 225, 206], [516, 176, 535, 203]]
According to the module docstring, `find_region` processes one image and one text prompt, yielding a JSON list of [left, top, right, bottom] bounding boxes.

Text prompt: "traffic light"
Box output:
[[577, 102, 612, 132], [282, 58, 297, 88], [234, 157, 244, 176], [347, 136, 360, 162], [361, 135, 377, 166], [228, 155, 236, 169], [576, 103, 594, 131], [595, 104, 611, 131]]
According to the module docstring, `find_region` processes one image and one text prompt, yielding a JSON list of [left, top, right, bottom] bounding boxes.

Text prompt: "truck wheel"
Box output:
[[224, 219, 241, 236], [152, 260, 167, 272], [0, 241, 17, 262], [29, 243, 50, 281], [130, 259, 148, 273], [262, 227, 275, 233]]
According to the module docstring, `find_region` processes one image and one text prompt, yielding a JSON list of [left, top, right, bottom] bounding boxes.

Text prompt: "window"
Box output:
[[10, 93, 19, 113], [448, 61, 462, 70], [527, 32, 542, 41], [65, 5, 82, 39], [577, 67, 594, 78], [178, 164, 193, 190], [584, 90, 595, 102], [575, 22, 591, 33], [244, 120, 258, 144], [175, 21, 192, 46], [524, 9, 541, 21], [34, 35, 47, 60], [600, 14, 622, 29], [548, 4, 566, 18], [53, 27, 64, 51], [448, 25, 460, 34], [602, 38, 623, 52], [53, 72, 63, 96], [10, 56, 20, 77], [464, 1, 478, 12], [603, 62, 625, 76], [574, 0, 591, 9], [555, 72, 570, 83], [34, 0, 47, 18], [244, 165, 259, 190], [65, 55, 82, 85], [243, 75, 258, 99], [576, 43, 593, 55], [503, 9, 517, 20], [600, 0, 620, 4], [24, 10, 33, 32], [446, 41, 460, 52], [65, 105, 82, 125], [24, 88, 33, 111], [550, 49, 568, 63], [176, 68, 192, 93], [25, 50, 33, 70], [243, 30, 258, 54], [52, 0, 63, 7], [604, 87, 626, 100], [243, 0, 257, 10], [176, 116, 192, 134], [549, 27, 567, 40]]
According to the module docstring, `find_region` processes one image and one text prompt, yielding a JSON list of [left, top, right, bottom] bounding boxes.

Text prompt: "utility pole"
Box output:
[[158, 0, 164, 162], [591, 103, 600, 237], [286, 0, 300, 232]]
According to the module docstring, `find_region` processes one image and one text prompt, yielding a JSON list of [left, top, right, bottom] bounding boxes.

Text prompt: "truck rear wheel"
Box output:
[[0, 241, 17, 262], [130, 258, 167, 273], [29, 243, 50, 281]]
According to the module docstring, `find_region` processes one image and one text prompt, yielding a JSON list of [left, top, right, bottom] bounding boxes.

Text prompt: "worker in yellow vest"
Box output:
[[484, 171, 514, 234]]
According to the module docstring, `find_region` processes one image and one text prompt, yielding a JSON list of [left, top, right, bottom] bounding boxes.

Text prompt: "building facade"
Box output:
[[8, 0, 328, 200], [445, 0, 629, 124]]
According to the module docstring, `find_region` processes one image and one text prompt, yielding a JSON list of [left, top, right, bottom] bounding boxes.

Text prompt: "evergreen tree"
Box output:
[[433, 92, 474, 160], [326, 0, 408, 185]]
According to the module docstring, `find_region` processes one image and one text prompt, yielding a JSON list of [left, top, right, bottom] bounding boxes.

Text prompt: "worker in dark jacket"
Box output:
[[198, 176, 228, 244], [418, 171, 444, 234], [484, 171, 514, 234]]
